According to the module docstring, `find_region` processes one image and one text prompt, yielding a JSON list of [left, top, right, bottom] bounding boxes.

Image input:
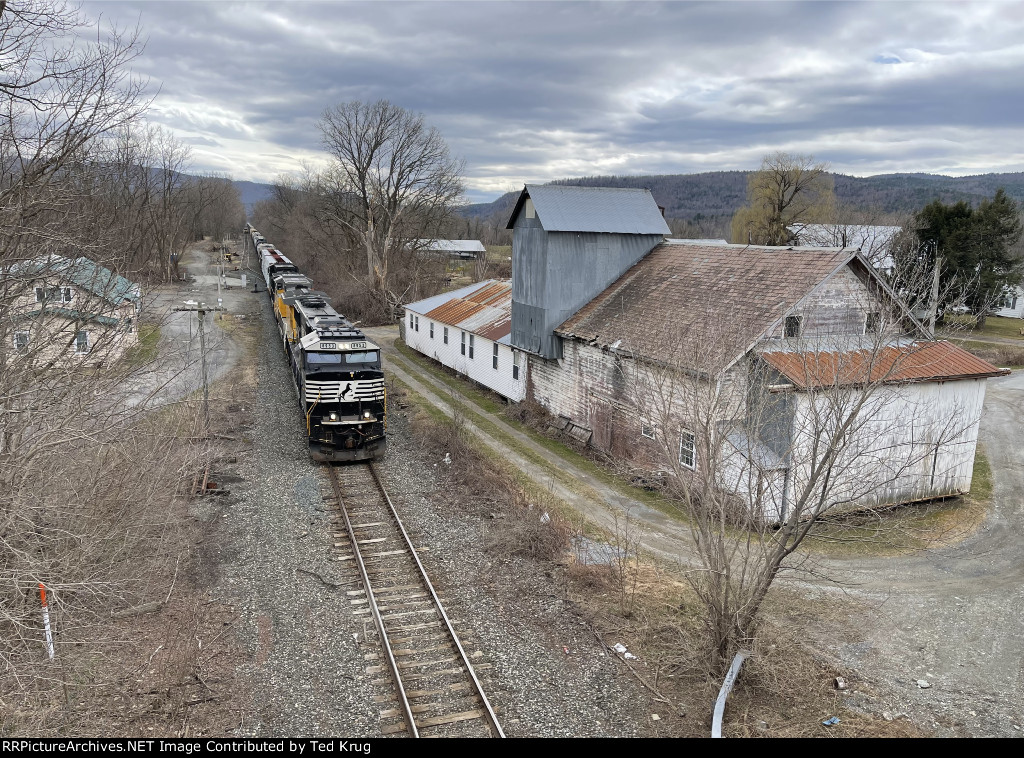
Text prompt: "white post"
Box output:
[[711, 650, 750, 738], [39, 583, 55, 660]]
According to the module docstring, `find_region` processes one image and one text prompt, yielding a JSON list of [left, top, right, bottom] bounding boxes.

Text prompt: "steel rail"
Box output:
[[368, 462, 505, 738], [328, 466, 420, 737]]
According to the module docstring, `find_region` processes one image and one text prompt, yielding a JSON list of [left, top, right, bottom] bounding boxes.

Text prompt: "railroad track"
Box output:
[[325, 462, 505, 738]]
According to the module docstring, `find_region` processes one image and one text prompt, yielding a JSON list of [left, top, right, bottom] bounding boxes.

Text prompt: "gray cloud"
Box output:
[[84, 1, 1024, 201]]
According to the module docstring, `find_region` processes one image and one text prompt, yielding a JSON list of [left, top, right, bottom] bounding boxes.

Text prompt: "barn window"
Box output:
[[460, 331, 466, 355], [492, 343, 499, 370], [784, 315, 802, 338], [429, 321, 434, 339], [525, 197, 535, 219], [74, 330, 90, 354], [469, 334, 475, 359], [14, 331, 30, 352], [678, 429, 696, 469], [443, 326, 449, 344], [865, 311, 880, 334], [512, 350, 521, 380], [641, 419, 656, 440]]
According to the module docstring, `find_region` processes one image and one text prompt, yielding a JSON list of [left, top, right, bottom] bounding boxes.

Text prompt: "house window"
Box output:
[[641, 419, 656, 440], [14, 331, 30, 352], [678, 429, 696, 469], [409, 312, 414, 329], [414, 315, 419, 332], [124, 317, 134, 333], [429, 321, 434, 339], [443, 326, 449, 345], [461, 331, 466, 355], [512, 350, 521, 380], [468, 334, 475, 359], [784, 315, 802, 338], [75, 330, 90, 354], [35, 286, 70, 303], [865, 311, 880, 334], [492, 343, 499, 370]]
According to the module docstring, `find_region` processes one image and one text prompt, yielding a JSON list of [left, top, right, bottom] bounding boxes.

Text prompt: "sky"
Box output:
[[82, 1, 1024, 203]]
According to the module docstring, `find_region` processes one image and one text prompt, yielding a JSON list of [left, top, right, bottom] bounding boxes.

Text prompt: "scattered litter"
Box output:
[[651, 714, 661, 721], [540, 512, 551, 524], [821, 717, 840, 727], [443, 453, 451, 465], [612, 643, 628, 654], [352, 633, 359, 642], [916, 679, 932, 689], [562, 646, 570, 655], [882, 711, 894, 722], [834, 676, 848, 690], [624, 651, 637, 659]]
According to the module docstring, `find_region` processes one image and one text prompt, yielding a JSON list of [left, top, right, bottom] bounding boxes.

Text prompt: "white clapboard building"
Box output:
[[403, 280, 526, 402]]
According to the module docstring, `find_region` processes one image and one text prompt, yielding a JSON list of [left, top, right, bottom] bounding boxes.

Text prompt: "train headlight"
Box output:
[[363, 411, 372, 419], [329, 412, 338, 421]]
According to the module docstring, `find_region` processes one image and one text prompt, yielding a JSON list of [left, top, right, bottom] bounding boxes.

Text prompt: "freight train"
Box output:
[[245, 224, 387, 461]]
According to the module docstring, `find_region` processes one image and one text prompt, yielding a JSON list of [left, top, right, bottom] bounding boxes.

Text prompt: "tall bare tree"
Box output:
[[317, 99, 465, 316]]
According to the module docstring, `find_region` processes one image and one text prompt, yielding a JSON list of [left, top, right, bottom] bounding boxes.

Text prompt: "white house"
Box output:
[[403, 280, 526, 402], [994, 285, 1024, 318]]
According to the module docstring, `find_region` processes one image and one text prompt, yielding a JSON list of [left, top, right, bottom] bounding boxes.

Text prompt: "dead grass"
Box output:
[[395, 379, 924, 738]]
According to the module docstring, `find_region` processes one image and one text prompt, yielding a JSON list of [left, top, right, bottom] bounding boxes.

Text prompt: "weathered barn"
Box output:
[[403, 280, 526, 402], [506, 187, 1004, 515], [506, 185, 670, 359]]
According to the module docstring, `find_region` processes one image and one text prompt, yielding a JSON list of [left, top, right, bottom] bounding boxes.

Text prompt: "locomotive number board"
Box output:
[[318, 341, 368, 351]]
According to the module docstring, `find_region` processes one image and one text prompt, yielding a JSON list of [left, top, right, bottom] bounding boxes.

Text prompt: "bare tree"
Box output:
[[730, 152, 834, 245], [317, 99, 465, 316], [621, 272, 988, 675]]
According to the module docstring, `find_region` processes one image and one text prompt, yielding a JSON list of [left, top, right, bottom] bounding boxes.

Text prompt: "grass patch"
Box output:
[[389, 340, 687, 520], [801, 447, 993, 558], [122, 322, 161, 367], [948, 338, 1024, 370], [943, 313, 1024, 340]]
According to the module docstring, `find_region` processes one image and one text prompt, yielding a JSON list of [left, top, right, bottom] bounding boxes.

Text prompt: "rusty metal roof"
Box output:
[[759, 340, 1007, 388], [418, 280, 513, 342], [556, 242, 855, 372]]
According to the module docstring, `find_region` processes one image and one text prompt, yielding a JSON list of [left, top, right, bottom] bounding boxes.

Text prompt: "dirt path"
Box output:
[[122, 243, 247, 409], [375, 328, 1024, 737]]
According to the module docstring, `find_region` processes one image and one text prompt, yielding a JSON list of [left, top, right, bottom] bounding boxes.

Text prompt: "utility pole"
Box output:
[[173, 301, 225, 437], [928, 252, 943, 338]]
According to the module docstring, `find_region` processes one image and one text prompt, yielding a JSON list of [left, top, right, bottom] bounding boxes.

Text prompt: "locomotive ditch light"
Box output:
[[363, 410, 372, 419], [329, 412, 338, 421]]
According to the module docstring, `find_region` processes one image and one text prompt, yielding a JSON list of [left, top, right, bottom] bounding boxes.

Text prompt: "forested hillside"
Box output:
[[460, 171, 1024, 240]]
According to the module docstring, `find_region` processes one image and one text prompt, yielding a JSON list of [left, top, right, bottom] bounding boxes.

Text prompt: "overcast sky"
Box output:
[[83, 1, 1024, 202]]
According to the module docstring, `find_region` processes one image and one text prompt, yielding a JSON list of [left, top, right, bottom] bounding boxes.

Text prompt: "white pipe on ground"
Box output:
[[711, 650, 750, 738]]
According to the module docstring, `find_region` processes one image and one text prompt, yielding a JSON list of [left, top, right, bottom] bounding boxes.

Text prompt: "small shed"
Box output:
[[416, 239, 487, 260]]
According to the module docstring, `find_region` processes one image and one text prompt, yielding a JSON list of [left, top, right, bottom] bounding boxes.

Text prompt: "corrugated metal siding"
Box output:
[[408, 280, 513, 342], [509, 202, 663, 359], [508, 185, 671, 234], [760, 340, 1007, 388]]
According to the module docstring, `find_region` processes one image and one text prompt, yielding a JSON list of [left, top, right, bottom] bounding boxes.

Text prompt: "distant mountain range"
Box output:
[[234, 179, 274, 211], [459, 171, 1024, 223], [233, 171, 1024, 224]]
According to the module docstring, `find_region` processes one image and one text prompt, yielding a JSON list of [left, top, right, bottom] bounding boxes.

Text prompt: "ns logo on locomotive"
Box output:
[[246, 224, 387, 462]]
